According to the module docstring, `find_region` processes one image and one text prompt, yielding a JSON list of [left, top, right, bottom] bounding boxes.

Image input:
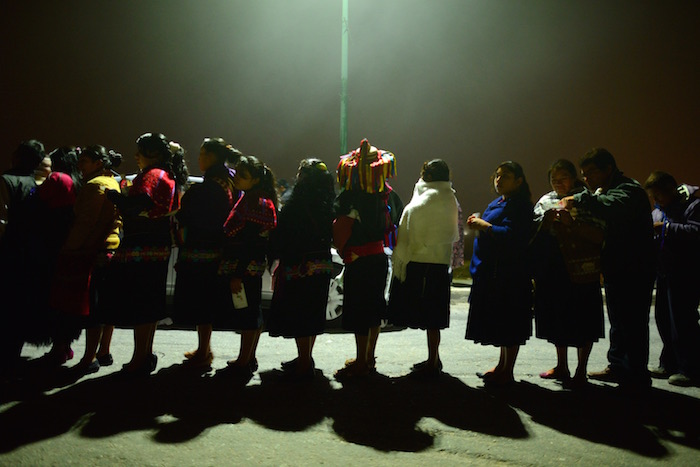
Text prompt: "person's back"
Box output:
[[0, 140, 46, 377]]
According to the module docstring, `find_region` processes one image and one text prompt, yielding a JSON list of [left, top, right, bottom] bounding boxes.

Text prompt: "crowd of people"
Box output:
[[1, 135, 698, 391]]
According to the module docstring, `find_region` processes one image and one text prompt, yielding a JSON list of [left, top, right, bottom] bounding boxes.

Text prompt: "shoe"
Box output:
[[120, 358, 154, 378], [411, 360, 443, 372], [539, 367, 570, 381], [96, 353, 114, 367], [281, 357, 315, 372], [73, 360, 100, 376], [226, 358, 258, 372], [587, 366, 620, 383], [649, 366, 671, 379], [668, 373, 699, 387], [183, 351, 213, 368]]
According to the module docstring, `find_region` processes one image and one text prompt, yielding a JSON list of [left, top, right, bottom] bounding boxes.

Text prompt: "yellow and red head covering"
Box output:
[[337, 139, 396, 193]]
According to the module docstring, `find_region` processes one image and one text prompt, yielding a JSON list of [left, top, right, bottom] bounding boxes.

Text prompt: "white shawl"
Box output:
[[391, 179, 459, 282]]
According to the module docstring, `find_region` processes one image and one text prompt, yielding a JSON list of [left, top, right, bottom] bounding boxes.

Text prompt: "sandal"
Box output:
[[539, 367, 570, 381], [334, 361, 370, 380], [183, 351, 214, 368], [344, 357, 377, 372]]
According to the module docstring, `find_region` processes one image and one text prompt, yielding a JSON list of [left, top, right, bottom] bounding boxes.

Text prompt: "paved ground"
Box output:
[[1, 287, 699, 466]]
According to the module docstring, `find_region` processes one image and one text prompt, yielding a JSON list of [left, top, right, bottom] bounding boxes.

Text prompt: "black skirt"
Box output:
[[466, 275, 533, 347], [388, 262, 451, 330], [267, 272, 330, 338], [534, 276, 604, 347], [174, 261, 232, 326], [341, 253, 388, 334], [214, 275, 263, 331], [99, 259, 170, 327]]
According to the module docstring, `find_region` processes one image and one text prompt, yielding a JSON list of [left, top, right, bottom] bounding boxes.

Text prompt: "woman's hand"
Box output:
[[467, 215, 492, 231], [560, 195, 575, 210], [230, 277, 243, 294]]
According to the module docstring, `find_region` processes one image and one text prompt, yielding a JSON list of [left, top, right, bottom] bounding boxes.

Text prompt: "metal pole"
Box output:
[[340, 0, 349, 155]]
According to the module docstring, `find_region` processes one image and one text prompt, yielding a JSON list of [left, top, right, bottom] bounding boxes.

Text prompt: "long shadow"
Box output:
[[498, 381, 700, 458], [0, 366, 525, 454], [329, 372, 527, 452], [0, 364, 247, 452], [2, 365, 699, 457], [241, 369, 334, 432]]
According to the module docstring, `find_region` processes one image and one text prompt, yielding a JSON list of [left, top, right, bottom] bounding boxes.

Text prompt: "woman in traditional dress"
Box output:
[[267, 158, 335, 381], [175, 137, 241, 369], [103, 133, 188, 376], [51, 145, 123, 375], [333, 139, 396, 379], [532, 159, 605, 388], [465, 161, 533, 385], [217, 155, 277, 379], [388, 159, 459, 378]]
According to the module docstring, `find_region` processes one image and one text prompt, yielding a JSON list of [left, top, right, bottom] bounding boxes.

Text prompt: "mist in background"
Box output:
[[2, 0, 698, 212]]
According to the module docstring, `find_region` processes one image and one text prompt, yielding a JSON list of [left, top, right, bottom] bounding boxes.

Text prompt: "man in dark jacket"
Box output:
[[0, 139, 46, 379], [564, 148, 655, 389], [644, 171, 700, 387]]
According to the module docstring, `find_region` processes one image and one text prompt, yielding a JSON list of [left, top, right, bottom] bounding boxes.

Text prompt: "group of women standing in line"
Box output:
[[0, 141, 125, 376], [463, 159, 607, 387], [2, 133, 607, 388]]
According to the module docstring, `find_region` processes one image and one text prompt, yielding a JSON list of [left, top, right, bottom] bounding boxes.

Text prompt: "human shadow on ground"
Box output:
[[1, 365, 699, 457], [329, 372, 526, 452], [498, 380, 700, 458], [0, 365, 524, 454]]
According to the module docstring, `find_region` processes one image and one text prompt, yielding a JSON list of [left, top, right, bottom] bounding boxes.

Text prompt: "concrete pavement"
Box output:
[[2, 287, 700, 466]]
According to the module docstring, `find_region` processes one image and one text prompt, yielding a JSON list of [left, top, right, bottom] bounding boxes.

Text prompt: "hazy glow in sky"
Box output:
[[2, 0, 698, 210]]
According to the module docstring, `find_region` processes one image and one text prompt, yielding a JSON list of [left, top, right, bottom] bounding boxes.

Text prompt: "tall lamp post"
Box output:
[[340, 0, 349, 155]]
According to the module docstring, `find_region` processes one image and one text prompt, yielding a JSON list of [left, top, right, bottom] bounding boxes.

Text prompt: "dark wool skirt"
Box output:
[[534, 277, 604, 347], [388, 262, 451, 330], [99, 259, 170, 327], [342, 253, 388, 335], [174, 261, 232, 327], [267, 273, 331, 338], [214, 275, 263, 331], [84, 255, 116, 328], [466, 276, 533, 346]]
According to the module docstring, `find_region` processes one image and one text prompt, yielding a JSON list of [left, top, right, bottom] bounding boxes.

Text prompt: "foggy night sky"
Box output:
[[2, 0, 699, 212]]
